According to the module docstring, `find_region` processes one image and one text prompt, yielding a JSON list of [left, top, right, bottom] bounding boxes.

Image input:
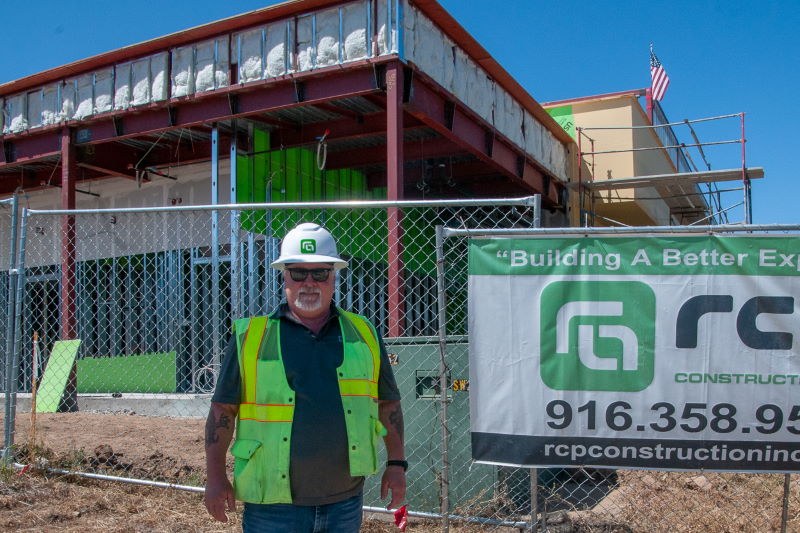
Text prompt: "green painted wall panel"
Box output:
[[77, 352, 177, 393]]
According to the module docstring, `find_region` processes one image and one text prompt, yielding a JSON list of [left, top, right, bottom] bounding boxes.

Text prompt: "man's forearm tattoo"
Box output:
[[388, 404, 404, 438], [205, 412, 232, 445]]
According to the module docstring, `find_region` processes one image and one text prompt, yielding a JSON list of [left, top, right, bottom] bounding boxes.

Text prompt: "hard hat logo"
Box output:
[[270, 222, 348, 271], [300, 239, 317, 254]]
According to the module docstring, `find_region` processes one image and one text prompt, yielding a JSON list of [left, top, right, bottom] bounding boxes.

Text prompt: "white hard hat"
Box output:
[[270, 222, 348, 271]]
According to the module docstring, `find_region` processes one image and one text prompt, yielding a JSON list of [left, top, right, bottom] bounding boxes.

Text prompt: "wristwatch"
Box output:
[[386, 459, 409, 471]]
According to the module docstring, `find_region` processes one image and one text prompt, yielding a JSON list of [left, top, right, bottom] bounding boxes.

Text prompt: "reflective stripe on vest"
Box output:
[[230, 309, 385, 504]]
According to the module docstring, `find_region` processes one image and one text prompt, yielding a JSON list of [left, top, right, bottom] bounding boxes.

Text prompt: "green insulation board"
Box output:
[[35, 339, 82, 413], [546, 105, 576, 139], [236, 131, 436, 275]]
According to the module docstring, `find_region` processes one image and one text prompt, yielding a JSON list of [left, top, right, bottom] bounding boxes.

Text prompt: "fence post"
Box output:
[[229, 119, 241, 323], [2, 194, 19, 460], [60, 127, 78, 411], [435, 224, 450, 533], [6, 208, 29, 451], [530, 194, 541, 532], [781, 473, 790, 533], [210, 125, 222, 375]]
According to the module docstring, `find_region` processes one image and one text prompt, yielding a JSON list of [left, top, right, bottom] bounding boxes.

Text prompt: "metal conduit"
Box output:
[[444, 223, 800, 238], [362, 506, 531, 529], [26, 197, 539, 216], [580, 112, 742, 130]]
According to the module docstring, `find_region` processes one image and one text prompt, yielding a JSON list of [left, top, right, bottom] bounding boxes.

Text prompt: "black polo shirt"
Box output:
[[212, 303, 400, 506]]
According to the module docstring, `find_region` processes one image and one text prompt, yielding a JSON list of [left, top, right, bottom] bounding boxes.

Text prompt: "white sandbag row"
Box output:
[[171, 37, 230, 97], [403, 2, 569, 182], [235, 22, 292, 82], [237, 0, 397, 80], [114, 53, 169, 108], [1, 0, 399, 137], [1, 52, 169, 134]]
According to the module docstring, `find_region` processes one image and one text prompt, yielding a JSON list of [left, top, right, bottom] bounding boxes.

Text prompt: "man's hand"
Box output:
[[381, 465, 407, 510], [204, 476, 236, 522], [204, 402, 238, 522], [379, 399, 407, 509]]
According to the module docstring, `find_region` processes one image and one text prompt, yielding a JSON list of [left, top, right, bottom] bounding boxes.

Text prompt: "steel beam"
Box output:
[[60, 127, 78, 411], [0, 66, 380, 177], [76, 163, 138, 181], [407, 78, 561, 204], [0, 135, 61, 166], [273, 112, 425, 149], [84, 68, 378, 145], [312, 101, 363, 120], [325, 137, 461, 169], [386, 62, 405, 338]]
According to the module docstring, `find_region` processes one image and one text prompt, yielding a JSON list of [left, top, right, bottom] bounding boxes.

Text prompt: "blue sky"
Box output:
[[1, 1, 796, 224]]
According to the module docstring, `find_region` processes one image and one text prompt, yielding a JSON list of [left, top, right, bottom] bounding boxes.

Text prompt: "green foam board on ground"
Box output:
[[77, 352, 177, 393], [35, 339, 82, 413]]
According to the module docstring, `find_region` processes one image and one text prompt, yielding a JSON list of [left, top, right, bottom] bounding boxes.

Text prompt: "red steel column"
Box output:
[[60, 127, 78, 411], [386, 62, 405, 338], [61, 127, 77, 339]]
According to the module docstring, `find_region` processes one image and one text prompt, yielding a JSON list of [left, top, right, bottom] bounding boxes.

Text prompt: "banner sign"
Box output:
[[468, 235, 800, 472]]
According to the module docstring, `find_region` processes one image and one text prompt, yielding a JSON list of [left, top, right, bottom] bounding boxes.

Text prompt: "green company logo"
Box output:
[[300, 239, 316, 254], [540, 281, 655, 391]]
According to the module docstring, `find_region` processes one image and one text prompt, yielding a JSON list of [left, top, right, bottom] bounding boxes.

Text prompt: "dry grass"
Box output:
[[0, 468, 457, 533], [2, 466, 800, 532], [0, 468, 239, 533], [4, 412, 800, 532]]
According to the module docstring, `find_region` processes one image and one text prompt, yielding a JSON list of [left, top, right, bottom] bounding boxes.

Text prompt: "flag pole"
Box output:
[[647, 43, 654, 122]]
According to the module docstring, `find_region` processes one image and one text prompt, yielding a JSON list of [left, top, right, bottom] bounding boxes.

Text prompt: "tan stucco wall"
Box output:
[[554, 95, 677, 226]]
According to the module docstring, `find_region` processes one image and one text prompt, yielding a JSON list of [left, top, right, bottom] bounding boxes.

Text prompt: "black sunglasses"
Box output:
[[286, 267, 333, 282]]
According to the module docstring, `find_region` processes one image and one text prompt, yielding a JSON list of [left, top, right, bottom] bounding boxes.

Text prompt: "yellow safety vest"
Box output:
[[229, 308, 386, 504]]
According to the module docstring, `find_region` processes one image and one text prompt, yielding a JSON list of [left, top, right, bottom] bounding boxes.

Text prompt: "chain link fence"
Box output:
[[2, 197, 799, 532]]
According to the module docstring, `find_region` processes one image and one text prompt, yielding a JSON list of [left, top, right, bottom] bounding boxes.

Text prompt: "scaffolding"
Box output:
[[574, 105, 762, 227]]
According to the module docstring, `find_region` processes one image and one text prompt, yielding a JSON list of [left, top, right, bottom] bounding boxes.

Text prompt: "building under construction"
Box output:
[[0, 0, 766, 524]]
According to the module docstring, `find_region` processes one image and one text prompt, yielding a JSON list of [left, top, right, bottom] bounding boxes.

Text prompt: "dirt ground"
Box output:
[[0, 412, 476, 532], [13, 412, 212, 484], [2, 412, 800, 532]]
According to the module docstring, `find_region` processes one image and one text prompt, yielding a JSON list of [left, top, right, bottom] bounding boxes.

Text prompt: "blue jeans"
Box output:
[[242, 493, 363, 533]]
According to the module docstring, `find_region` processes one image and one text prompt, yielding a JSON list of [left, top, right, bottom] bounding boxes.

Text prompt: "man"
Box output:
[[205, 222, 406, 532]]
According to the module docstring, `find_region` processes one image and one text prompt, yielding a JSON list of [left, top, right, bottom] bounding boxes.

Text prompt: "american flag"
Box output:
[[650, 47, 670, 101]]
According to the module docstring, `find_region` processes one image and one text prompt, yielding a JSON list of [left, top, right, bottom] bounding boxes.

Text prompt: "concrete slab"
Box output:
[[2, 393, 211, 418]]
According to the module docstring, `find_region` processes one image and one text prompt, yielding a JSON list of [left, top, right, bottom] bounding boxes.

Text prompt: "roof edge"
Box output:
[[541, 88, 648, 108], [411, 0, 573, 146], [1, 0, 574, 147]]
